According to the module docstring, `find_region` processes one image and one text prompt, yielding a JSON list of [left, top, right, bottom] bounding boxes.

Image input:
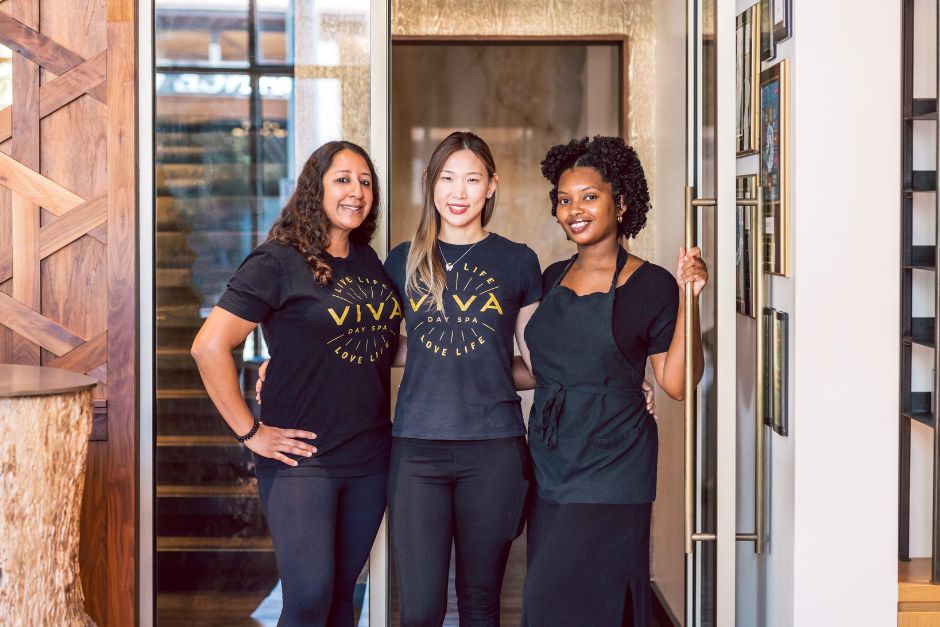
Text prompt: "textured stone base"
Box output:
[[0, 389, 96, 626]]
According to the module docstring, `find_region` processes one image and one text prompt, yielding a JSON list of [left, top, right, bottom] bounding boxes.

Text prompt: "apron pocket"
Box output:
[[588, 416, 653, 450]]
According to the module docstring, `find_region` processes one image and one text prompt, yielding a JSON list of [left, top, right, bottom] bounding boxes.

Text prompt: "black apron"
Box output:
[[525, 247, 658, 504]]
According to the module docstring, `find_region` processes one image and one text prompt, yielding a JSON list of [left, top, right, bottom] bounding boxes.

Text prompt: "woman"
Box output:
[[383, 131, 541, 626], [520, 136, 707, 627], [191, 141, 399, 627]]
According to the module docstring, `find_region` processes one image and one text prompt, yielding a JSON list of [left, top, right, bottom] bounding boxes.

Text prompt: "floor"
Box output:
[[157, 535, 674, 626]]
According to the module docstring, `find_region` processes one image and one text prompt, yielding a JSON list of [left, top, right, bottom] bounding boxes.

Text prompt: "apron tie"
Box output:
[[538, 382, 565, 449]]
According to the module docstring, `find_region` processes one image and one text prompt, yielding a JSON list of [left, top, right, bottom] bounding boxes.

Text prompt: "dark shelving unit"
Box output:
[[899, 0, 940, 583]]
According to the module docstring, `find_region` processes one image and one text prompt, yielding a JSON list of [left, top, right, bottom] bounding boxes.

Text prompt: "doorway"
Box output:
[[389, 38, 625, 625]]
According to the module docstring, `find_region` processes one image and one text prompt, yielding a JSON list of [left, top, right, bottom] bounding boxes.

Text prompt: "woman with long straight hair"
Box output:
[[192, 141, 400, 627], [382, 131, 541, 626], [520, 136, 707, 627]]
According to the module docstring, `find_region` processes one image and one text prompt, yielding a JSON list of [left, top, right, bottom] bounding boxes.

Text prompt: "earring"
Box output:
[[617, 213, 623, 223]]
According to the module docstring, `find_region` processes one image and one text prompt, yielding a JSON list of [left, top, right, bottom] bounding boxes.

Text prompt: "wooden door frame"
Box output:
[[391, 35, 631, 137]]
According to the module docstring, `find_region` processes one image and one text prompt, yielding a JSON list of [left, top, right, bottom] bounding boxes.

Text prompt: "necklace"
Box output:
[[437, 239, 481, 272]]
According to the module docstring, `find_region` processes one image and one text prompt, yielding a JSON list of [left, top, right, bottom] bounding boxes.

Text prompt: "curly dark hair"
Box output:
[[540, 135, 650, 239], [267, 141, 380, 285]]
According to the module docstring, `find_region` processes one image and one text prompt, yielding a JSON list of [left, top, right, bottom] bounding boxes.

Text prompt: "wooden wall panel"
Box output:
[[0, 0, 137, 624]]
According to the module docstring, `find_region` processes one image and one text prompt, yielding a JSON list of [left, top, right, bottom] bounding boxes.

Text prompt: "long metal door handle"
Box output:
[[734, 188, 766, 555], [684, 187, 717, 554]]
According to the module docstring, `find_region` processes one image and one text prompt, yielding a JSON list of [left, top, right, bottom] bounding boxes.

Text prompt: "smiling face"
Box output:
[[433, 149, 497, 231], [555, 166, 622, 246], [321, 149, 374, 235]]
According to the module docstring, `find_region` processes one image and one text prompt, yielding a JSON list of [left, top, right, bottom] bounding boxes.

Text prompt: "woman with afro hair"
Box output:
[[518, 136, 708, 626]]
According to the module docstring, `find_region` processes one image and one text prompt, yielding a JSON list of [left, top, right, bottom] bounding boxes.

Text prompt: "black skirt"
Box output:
[[522, 496, 652, 627]]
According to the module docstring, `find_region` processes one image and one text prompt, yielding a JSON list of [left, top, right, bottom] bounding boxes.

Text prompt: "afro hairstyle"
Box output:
[[540, 135, 650, 239]]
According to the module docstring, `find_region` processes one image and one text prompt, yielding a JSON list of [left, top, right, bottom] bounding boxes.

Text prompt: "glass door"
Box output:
[[151, 1, 390, 624]]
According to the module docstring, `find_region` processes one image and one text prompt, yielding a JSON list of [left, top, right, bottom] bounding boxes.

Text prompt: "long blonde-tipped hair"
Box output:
[[405, 131, 498, 311]]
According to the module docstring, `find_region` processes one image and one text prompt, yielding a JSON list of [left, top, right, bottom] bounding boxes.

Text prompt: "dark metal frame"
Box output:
[[899, 0, 940, 582]]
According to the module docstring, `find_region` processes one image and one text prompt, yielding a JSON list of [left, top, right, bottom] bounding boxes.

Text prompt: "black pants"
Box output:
[[257, 472, 387, 627], [388, 437, 530, 627]]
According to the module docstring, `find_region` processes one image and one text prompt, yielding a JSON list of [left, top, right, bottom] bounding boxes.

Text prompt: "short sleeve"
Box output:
[[647, 271, 679, 355], [383, 242, 409, 297], [216, 246, 287, 323], [519, 246, 543, 307]]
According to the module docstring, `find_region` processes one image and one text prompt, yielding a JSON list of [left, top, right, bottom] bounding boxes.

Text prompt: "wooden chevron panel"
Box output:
[[40, 196, 108, 257], [0, 290, 85, 354], [0, 1, 138, 622], [47, 330, 107, 373], [0, 151, 84, 214], [40, 50, 107, 117], [0, 13, 84, 75], [0, 196, 107, 284]]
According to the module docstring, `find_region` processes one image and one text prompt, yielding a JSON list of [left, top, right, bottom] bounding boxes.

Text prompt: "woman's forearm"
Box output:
[[192, 343, 257, 436], [658, 293, 704, 400], [512, 355, 536, 391]]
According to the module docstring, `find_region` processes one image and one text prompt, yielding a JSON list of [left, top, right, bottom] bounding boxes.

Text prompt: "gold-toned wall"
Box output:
[[392, 0, 658, 260]]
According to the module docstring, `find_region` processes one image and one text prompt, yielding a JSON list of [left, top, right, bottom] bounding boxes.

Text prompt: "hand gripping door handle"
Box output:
[[682, 187, 766, 556], [684, 187, 717, 554]]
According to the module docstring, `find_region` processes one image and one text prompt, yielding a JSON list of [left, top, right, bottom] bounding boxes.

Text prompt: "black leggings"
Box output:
[[388, 437, 531, 627], [257, 472, 387, 627]]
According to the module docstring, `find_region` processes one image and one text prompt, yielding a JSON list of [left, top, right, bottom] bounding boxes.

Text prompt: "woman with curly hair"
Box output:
[[519, 136, 708, 627], [191, 141, 400, 627]]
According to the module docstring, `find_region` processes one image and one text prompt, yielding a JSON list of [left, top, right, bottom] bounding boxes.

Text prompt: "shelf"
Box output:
[[905, 98, 938, 121], [903, 392, 935, 428], [904, 246, 937, 270], [904, 170, 937, 193], [903, 411, 935, 428], [903, 317, 936, 348]]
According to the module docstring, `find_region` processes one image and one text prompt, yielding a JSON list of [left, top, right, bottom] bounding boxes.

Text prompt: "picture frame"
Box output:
[[773, 0, 792, 43], [760, 0, 775, 61], [763, 307, 774, 428], [760, 59, 789, 276], [736, 5, 760, 156], [736, 175, 758, 317]]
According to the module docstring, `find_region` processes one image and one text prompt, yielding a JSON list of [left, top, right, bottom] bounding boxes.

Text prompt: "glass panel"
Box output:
[[389, 42, 621, 625], [156, 0, 250, 68], [257, 0, 293, 65], [154, 0, 379, 624]]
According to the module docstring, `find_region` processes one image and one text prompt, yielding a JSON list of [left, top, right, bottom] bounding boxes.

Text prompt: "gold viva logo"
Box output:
[[408, 262, 503, 358], [326, 275, 401, 365]]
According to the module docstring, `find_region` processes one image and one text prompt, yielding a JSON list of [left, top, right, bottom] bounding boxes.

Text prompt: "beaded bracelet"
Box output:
[[235, 418, 262, 443]]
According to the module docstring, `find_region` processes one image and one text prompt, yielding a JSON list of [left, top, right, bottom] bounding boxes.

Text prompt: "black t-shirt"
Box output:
[[542, 258, 678, 372], [384, 234, 542, 439], [217, 240, 400, 477]]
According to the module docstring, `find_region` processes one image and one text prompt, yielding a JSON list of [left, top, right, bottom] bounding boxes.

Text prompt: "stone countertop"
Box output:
[[0, 365, 97, 398]]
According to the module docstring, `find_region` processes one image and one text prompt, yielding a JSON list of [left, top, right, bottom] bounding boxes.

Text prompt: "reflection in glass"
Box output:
[[156, 0, 250, 67], [256, 0, 293, 65], [154, 1, 377, 624]]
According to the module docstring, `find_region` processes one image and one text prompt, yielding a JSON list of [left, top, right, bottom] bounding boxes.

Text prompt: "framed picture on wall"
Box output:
[[773, 0, 792, 43], [760, 0, 775, 61], [760, 59, 789, 276], [736, 175, 758, 317], [736, 5, 760, 156]]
